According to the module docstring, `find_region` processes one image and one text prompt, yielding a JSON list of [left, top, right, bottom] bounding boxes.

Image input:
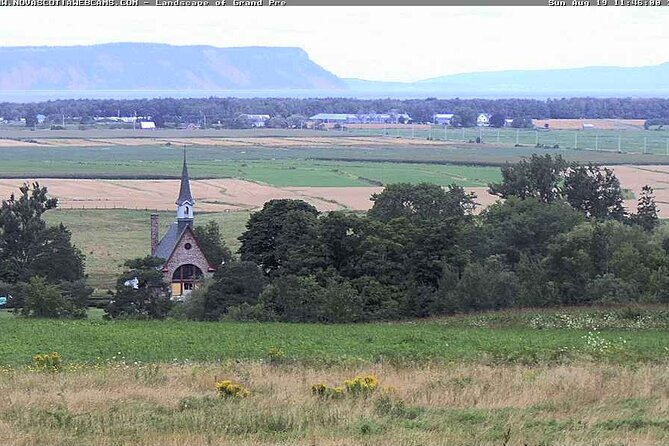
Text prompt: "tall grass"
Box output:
[[2, 362, 669, 445]]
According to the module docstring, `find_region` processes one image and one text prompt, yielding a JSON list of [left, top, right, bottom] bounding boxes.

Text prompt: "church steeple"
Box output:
[[176, 150, 194, 223]]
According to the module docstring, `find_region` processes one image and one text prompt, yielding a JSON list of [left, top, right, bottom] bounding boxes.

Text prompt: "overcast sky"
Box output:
[[1, 7, 667, 82]]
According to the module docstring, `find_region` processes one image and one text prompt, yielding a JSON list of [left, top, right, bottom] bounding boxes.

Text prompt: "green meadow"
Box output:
[[1, 307, 669, 366]]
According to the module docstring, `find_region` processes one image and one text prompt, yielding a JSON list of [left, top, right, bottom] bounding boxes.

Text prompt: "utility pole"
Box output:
[[535, 131, 539, 146], [516, 129, 519, 145], [497, 129, 500, 144], [574, 133, 578, 150], [618, 135, 622, 152], [595, 134, 599, 151], [644, 136, 647, 154]]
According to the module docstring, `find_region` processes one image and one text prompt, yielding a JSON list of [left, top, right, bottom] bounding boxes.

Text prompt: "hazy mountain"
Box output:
[[346, 63, 669, 96], [0, 43, 668, 98], [412, 63, 669, 93], [0, 43, 346, 90]]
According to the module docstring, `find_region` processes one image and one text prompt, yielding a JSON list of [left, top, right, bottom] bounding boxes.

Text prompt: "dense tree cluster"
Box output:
[[0, 183, 91, 318], [166, 158, 667, 322], [3, 97, 669, 128]]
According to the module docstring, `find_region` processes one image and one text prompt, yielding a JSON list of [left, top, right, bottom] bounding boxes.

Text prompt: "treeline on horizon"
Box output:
[[3, 97, 669, 125]]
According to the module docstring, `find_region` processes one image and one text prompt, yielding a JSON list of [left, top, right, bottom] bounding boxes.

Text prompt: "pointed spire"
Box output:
[[176, 148, 194, 206]]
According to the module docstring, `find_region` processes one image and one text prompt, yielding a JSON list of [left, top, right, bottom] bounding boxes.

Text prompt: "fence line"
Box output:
[[343, 125, 669, 155]]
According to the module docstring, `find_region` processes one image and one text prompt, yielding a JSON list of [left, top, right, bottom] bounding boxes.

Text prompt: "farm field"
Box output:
[[11, 164, 668, 214], [1, 307, 669, 445], [2, 131, 669, 181]]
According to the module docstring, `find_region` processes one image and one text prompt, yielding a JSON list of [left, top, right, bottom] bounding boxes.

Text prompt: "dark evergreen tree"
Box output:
[[631, 185, 659, 232]]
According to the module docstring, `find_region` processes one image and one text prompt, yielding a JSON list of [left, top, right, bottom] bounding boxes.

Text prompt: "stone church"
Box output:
[[150, 153, 215, 298]]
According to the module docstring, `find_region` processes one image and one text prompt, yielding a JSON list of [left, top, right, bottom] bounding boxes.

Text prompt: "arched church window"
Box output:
[[172, 264, 203, 281]]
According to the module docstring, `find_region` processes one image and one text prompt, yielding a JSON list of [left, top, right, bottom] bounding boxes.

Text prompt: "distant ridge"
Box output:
[[0, 43, 345, 90], [410, 63, 669, 92], [0, 42, 668, 98]]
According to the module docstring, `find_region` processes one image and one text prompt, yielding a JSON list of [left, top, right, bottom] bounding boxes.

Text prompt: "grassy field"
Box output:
[[349, 125, 669, 155], [2, 143, 669, 184], [1, 308, 669, 444], [43, 209, 250, 292], [1, 307, 668, 365], [0, 145, 503, 186]]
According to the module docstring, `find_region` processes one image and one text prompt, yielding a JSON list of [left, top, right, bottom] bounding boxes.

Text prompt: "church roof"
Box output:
[[176, 151, 194, 206], [154, 220, 190, 261], [154, 221, 216, 272]]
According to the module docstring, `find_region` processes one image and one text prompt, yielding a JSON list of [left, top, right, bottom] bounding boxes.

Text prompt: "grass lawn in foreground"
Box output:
[[2, 308, 669, 366]]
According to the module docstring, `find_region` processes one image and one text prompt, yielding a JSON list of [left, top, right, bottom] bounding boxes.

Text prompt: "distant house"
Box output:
[[433, 114, 455, 126], [504, 118, 515, 128], [244, 114, 271, 128], [477, 113, 492, 127], [583, 123, 596, 129], [140, 121, 156, 130]]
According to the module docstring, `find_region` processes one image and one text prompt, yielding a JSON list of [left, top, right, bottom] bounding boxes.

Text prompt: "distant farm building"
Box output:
[[504, 118, 515, 127], [140, 121, 156, 130], [477, 113, 492, 127], [433, 114, 455, 125], [310, 113, 412, 125], [243, 114, 271, 128], [583, 123, 596, 129], [310, 113, 357, 124]]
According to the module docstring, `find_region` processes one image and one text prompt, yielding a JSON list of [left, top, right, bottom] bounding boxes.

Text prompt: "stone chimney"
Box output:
[[150, 214, 160, 256]]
